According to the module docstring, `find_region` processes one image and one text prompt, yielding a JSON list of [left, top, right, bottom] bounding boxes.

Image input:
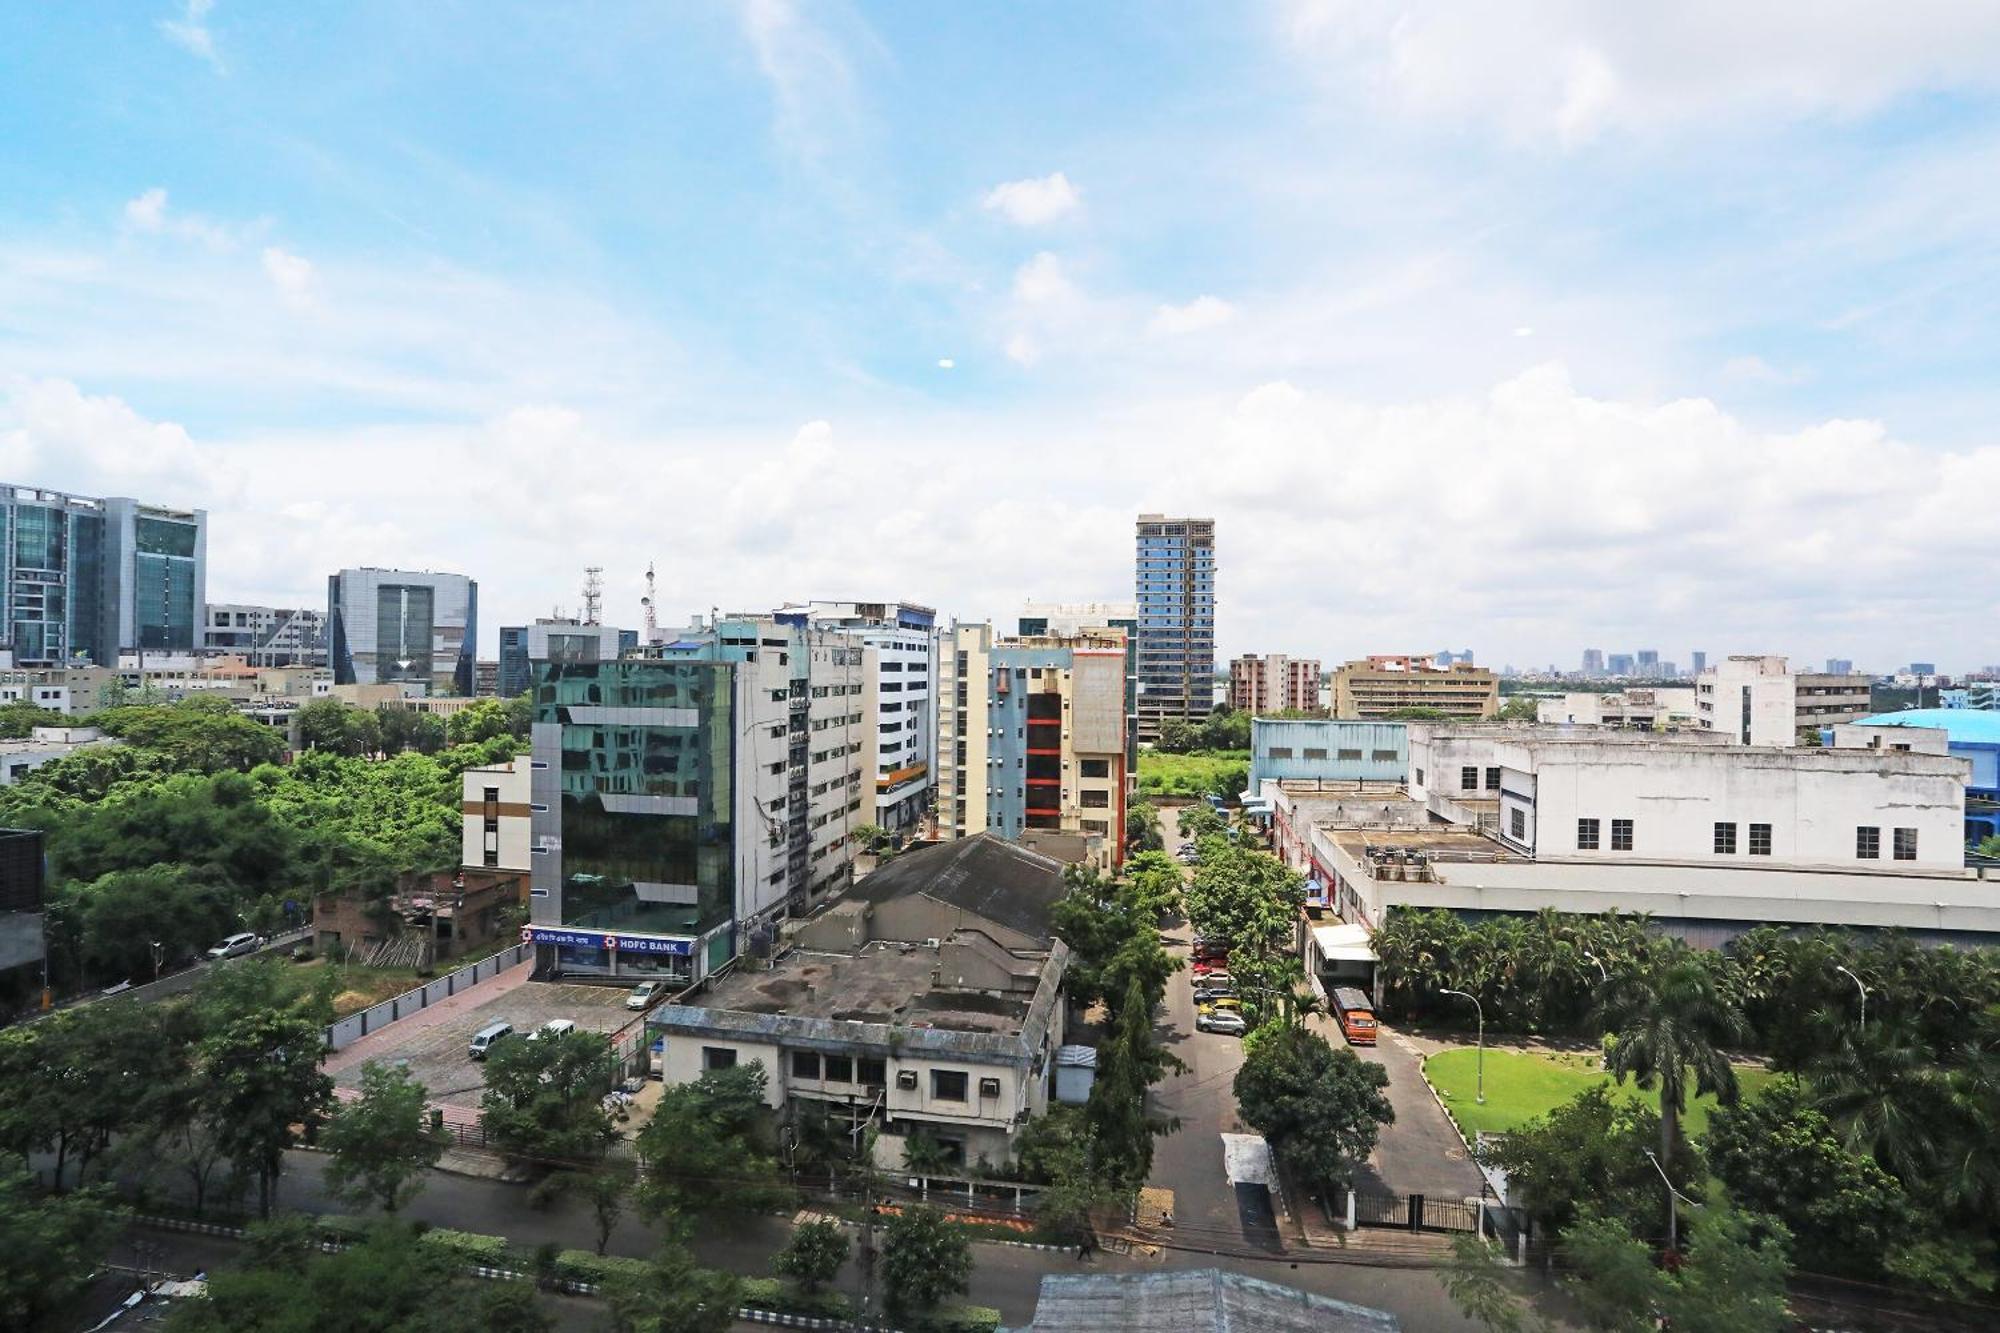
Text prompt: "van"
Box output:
[[529, 1019, 575, 1041], [468, 1021, 513, 1060]]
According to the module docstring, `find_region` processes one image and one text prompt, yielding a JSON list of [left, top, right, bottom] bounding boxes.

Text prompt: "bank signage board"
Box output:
[[520, 926, 694, 957]]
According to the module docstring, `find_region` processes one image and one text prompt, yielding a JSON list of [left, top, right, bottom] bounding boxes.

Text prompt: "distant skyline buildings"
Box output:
[[1134, 514, 1215, 743]]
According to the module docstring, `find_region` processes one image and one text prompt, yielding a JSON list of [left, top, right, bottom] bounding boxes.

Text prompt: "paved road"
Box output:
[[1338, 1014, 1487, 1201]]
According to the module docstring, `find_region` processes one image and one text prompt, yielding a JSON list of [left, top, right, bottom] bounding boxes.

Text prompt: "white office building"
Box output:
[[1696, 655, 1872, 746], [789, 601, 939, 835]]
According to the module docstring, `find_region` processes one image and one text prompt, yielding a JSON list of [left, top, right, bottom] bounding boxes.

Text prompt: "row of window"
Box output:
[[1575, 818, 1636, 851], [1573, 818, 1918, 861], [1460, 765, 1501, 792], [1265, 746, 1399, 763]]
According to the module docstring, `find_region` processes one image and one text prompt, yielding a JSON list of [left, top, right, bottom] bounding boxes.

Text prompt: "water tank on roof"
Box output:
[[1054, 1045, 1098, 1105]]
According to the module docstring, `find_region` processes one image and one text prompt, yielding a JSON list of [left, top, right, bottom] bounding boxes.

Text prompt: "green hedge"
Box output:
[[740, 1276, 854, 1320], [903, 1307, 1002, 1333], [418, 1228, 513, 1264], [554, 1250, 654, 1286]]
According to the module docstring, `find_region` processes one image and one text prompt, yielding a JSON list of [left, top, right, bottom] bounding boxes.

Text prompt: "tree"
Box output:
[[1561, 1194, 1793, 1333], [1705, 1077, 1912, 1277], [539, 1166, 631, 1255], [1443, 1234, 1552, 1333], [0, 700, 60, 739], [480, 1028, 619, 1168], [91, 702, 287, 772], [1154, 718, 1199, 753], [1592, 939, 1746, 1170], [322, 1060, 450, 1214], [1479, 1087, 1696, 1242], [774, 1218, 850, 1295], [851, 822, 892, 853], [444, 698, 520, 746], [1012, 1106, 1114, 1243], [1176, 802, 1227, 840], [1495, 695, 1540, 722], [880, 1205, 972, 1318], [295, 699, 383, 757], [634, 1063, 784, 1218], [1085, 977, 1182, 1192], [0, 1155, 122, 1332], [376, 706, 447, 756], [1233, 1025, 1392, 1190], [201, 1010, 334, 1217], [1125, 797, 1163, 852], [602, 1243, 742, 1333]]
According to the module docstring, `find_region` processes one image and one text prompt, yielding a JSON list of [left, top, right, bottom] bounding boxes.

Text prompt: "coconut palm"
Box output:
[[1591, 938, 1748, 1168], [1805, 1012, 1953, 1185]]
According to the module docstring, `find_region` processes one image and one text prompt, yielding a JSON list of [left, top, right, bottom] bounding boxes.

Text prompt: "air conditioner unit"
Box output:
[[923, 937, 940, 949], [896, 1070, 918, 1090], [979, 1077, 1001, 1098]]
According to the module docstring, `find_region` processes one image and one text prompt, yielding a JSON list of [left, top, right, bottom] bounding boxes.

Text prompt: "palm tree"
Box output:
[[1807, 1013, 1952, 1184], [1591, 938, 1748, 1168]]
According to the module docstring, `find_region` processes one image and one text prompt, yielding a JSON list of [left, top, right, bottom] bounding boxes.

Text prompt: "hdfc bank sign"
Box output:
[[520, 926, 694, 957]]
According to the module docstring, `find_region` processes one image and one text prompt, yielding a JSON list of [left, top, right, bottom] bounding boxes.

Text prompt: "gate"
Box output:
[[1353, 1190, 1482, 1233]]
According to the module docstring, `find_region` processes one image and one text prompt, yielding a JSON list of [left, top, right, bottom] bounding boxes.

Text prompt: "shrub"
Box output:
[[910, 1306, 1003, 1333], [739, 1276, 855, 1320], [416, 1227, 511, 1265], [554, 1249, 654, 1287]]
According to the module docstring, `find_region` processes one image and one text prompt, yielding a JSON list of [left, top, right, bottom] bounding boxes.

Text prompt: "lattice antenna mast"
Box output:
[[582, 566, 603, 626], [641, 563, 659, 644]]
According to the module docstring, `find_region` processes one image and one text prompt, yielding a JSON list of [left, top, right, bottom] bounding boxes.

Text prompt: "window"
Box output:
[[1749, 823, 1772, 856], [1460, 766, 1478, 791], [824, 1054, 853, 1083], [1267, 746, 1293, 759], [1079, 758, 1110, 778], [1485, 766, 1501, 791], [1856, 825, 1880, 859], [858, 1057, 886, 1086], [791, 1050, 821, 1080], [1576, 818, 1600, 849], [931, 1070, 968, 1102], [1371, 749, 1398, 763], [1894, 827, 1918, 861], [1509, 808, 1526, 839], [1713, 822, 1737, 854], [1304, 747, 1328, 760], [702, 1047, 738, 1071], [1080, 789, 1109, 808], [1610, 819, 1634, 851], [1415, 768, 1425, 787]]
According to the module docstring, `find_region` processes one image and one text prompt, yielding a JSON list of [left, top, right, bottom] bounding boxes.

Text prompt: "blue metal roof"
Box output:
[[1855, 709, 2000, 745]]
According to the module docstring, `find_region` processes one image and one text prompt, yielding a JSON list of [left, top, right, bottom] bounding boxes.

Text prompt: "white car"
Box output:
[[528, 1018, 576, 1042], [1196, 1009, 1248, 1036], [206, 932, 264, 961], [626, 979, 665, 1011]]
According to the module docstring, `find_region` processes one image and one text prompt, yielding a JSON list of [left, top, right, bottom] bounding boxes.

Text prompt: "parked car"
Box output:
[[468, 1021, 514, 1060], [528, 1018, 576, 1041], [205, 932, 264, 961], [1192, 983, 1236, 1004], [1191, 956, 1230, 976], [626, 979, 666, 1011], [1196, 1009, 1248, 1036], [1198, 996, 1244, 1014]]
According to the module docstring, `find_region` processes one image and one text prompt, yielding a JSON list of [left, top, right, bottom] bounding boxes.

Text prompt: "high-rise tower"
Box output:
[[1134, 513, 1215, 743]]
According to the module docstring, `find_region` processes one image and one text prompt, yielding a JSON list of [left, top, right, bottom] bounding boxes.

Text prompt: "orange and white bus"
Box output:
[[1331, 987, 1377, 1046]]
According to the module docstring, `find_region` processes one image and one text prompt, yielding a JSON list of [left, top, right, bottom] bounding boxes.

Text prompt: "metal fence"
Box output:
[[1353, 1190, 1483, 1233], [322, 942, 533, 1051]]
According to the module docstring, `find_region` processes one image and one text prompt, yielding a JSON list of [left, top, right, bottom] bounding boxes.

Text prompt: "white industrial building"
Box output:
[[1267, 724, 2000, 949], [1536, 687, 1698, 729], [0, 725, 118, 785], [1695, 655, 1872, 746]]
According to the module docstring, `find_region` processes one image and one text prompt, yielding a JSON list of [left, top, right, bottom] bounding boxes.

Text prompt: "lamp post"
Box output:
[[1642, 1148, 1691, 1255], [1835, 965, 1869, 1030], [151, 940, 164, 982], [1440, 988, 1484, 1104], [1582, 951, 1609, 984]]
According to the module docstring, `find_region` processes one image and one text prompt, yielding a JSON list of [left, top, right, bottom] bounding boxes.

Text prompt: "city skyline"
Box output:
[[6, 6, 2000, 667]]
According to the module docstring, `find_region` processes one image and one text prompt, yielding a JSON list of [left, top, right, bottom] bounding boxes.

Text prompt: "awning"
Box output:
[[1310, 921, 1377, 963], [1303, 876, 1327, 906]]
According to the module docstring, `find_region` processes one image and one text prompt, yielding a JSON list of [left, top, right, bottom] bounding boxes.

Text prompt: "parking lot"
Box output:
[[327, 969, 639, 1109]]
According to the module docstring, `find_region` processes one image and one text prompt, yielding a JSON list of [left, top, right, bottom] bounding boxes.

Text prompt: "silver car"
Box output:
[[206, 932, 264, 961], [1196, 1009, 1248, 1036]]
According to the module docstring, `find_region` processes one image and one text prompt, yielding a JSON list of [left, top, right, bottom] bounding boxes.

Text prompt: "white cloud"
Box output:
[[1004, 333, 1039, 366], [160, 0, 223, 72], [1149, 295, 1237, 336], [1011, 251, 1076, 307], [10, 363, 1995, 671], [1282, 2, 2000, 145], [260, 246, 315, 307], [936, 358, 954, 369], [981, 172, 1082, 226], [738, 0, 859, 164], [1721, 354, 1805, 385], [120, 187, 238, 249]]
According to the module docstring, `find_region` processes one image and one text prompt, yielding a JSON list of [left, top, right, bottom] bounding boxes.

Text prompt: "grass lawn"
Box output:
[[1137, 748, 1249, 798], [1424, 1046, 1778, 1139]]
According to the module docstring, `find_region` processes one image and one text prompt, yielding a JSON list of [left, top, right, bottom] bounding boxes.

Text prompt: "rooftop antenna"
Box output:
[[641, 563, 659, 644], [582, 566, 603, 627]]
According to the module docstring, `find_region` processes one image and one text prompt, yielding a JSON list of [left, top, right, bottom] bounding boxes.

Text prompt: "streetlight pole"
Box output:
[[1643, 1148, 1683, 1255], [151, 940, 163, 982], [1583, 951, 1609, 984], [1835, 965, 1869, 1030], [1440, 988, 1484, 1104]]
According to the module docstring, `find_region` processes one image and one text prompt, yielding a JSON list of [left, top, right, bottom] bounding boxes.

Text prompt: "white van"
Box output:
[[529, 1019, 576, 1042], [468, 1021, 513, 1060]]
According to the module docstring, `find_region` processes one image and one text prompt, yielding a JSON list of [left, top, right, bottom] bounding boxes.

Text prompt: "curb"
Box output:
[[1413, 1051, 1476, 1152]]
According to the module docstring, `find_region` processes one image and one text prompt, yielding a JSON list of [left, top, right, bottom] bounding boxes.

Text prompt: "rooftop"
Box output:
[[1857, 709, 2000, 746], [1018, 1269, 1398, 1333], [848, 832, 1066, 945], [699, 938, 1030, 1034]]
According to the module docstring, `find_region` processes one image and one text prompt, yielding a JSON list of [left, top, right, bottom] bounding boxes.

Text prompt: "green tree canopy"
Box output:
[[295, 699, 382, 757], [1233, 1025, 1392, 1191], [480, 1028, 620, 1167], [880, 1205, 972, 1317], [322, 1060, 449, 1214], [635, 1063, 783, 1218], [1592, 939, 1746, 1170], [773, 1218, 850, 1294], [1479, 1086, 1695, 1242], [0, 1155, 123, 1333]]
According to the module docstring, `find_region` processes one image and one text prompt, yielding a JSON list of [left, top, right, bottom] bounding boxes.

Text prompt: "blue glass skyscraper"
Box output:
[[1134, 513, 1216, 743]]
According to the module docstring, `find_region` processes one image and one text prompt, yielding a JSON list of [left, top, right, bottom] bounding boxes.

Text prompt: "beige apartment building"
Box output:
[[1331, 656, 1498, 720], [1229, 653, 1321, 714]]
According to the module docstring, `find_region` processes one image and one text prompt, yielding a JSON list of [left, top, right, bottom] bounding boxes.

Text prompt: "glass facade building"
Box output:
[[528, 658, 737, 982], [1134, 514, 1216, 743], [327, 567, 477, 695], [0, 485, 205, 667]]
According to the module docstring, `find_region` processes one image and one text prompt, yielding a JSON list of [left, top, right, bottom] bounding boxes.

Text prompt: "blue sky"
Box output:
[[5, 2, 2000, 670]]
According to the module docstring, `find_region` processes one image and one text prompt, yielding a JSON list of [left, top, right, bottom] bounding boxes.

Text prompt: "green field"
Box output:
[[1424, 1046, 1777, 1139], [1137, 748, 1249, 798]]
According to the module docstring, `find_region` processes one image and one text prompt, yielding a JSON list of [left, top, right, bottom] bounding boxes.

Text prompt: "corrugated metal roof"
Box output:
[[1856, 709, 2000, 745]]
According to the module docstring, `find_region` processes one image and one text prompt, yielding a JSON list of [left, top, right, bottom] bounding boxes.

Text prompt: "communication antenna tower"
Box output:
[[582, 566, 603, 626], [641, 563, 659, 644]]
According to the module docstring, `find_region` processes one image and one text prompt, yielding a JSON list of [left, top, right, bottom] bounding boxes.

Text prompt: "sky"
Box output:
[[5, 3, 2000, 672]]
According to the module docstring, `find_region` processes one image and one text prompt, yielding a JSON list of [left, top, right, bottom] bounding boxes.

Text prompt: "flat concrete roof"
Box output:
[[1330, 827, 1516, 858], [699, 941, 1030, 1035]]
